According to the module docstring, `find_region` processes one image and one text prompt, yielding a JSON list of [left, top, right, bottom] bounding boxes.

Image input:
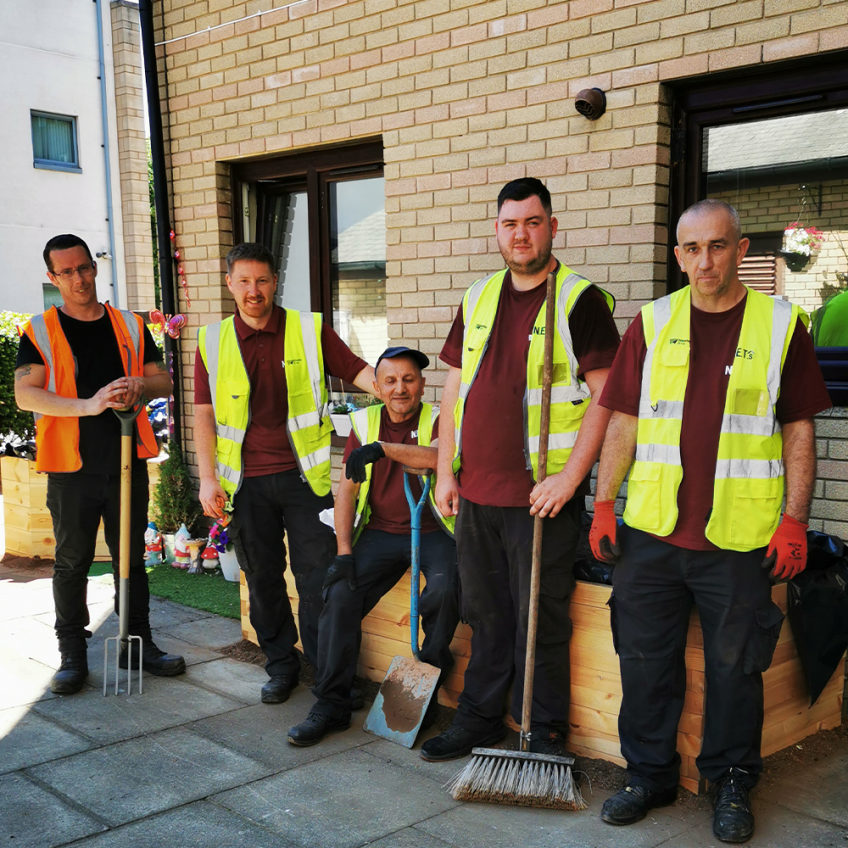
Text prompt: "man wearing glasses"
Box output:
[[15, 234, 185, 695]]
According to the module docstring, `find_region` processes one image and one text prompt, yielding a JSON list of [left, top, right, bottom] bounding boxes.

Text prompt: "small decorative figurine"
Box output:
[[144, 521, 163, 566], [173, 522, 192, 569], [201, 544, 220, 572]]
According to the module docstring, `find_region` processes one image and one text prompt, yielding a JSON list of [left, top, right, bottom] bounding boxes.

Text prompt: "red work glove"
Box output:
[[590, 500, 621, 564], [762, 514, 808, 580]]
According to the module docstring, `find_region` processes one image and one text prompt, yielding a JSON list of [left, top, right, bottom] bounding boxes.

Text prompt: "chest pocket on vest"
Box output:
[[221, 380, 250, 427]]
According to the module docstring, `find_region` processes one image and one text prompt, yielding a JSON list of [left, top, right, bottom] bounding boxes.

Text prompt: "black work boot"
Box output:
[[119, 638, 186, 677], [261, 674, 298, 704], [287, 711, 351, 746], [601, 784, 678, 825], [419, 723, 506, 762], [51, 651, 89, 694], [712, 769, 755, 843], [529, 729, 570, 757]]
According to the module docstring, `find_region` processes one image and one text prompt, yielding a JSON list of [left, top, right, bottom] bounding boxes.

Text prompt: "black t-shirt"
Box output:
[[16, 308, 163, 474]]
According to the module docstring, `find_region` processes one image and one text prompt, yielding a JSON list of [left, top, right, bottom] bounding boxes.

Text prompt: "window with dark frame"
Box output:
[[31, 111, 80, 172], [232, 140, 387, 370]]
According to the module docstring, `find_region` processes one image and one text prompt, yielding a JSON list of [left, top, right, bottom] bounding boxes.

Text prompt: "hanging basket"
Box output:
[[779, 250, 810, 273]]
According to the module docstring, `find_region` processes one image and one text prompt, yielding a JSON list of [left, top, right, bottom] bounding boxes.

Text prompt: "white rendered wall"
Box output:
[[0, 0, 128, 315]]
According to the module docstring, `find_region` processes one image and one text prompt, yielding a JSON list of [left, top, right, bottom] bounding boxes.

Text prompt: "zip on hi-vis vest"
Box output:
[[453, 263, 615, 482]]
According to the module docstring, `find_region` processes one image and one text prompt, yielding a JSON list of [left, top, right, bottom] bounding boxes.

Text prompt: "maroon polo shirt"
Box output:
[[599, 295, 832, 550], [195, 305, 368, 476], [343, 405, 441, 535], [439, 265, 620, 507]]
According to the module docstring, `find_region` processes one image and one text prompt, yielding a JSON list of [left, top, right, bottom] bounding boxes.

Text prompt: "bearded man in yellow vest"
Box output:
[[15, 234, 185, 695], [195, 243, 375, 705], [590, 199, 831, 843], [421, 178, 621, 762], [287, 346, 459, 745]]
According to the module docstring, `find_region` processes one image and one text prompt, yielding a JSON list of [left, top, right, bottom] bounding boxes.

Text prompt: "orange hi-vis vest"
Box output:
[[22, 304, 159, 473]]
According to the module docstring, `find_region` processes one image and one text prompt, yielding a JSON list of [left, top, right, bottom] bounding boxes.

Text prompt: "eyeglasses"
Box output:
[[53, 263, 95, 281]]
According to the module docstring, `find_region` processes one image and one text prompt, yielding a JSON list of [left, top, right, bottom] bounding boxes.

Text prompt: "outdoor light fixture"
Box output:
[[575, 88, 607, 120]]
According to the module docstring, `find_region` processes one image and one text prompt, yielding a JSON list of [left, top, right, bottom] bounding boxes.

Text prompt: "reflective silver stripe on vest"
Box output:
[[637, 295, 673, 422], [638, 398, 685, 420], [298, 312, 326, 419], [204, 323, 221, 415], [118, 308, 141, 353], [714, 458, 784, 480], [527, 430, 579, 454], [217, 461, 241, 484], [635, 442, 681, 465], [350, 408, 369, 443], [720, 412, 777, 438], [526, 385, 589, 405], [460, 272, 498, 353], [767, 298, 793, 406], [28, 315, 53, 422], [299, 445, 332, 470], [289, 410, 322, 432], [217, 424, 246, 443], [555, 273, 591, 398]]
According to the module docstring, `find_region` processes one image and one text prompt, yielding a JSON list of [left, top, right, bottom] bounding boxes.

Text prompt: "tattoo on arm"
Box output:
[[153, 361, 169, 374], [15, 365, 32, 382]]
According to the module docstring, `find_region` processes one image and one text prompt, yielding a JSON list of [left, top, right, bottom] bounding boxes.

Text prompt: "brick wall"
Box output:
[[112, 0, 156, 312], [714, 177, 848, 313], [812, 407, 848, 542], [151, 0, 848, 487]]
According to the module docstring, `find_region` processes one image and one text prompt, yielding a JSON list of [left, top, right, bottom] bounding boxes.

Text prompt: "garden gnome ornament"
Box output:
[[173, 523, 192, 569], [144, 522, 163, 566]]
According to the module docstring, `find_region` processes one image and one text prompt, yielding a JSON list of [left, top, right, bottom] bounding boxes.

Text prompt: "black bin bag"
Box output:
[[787, 531, 848, 706]]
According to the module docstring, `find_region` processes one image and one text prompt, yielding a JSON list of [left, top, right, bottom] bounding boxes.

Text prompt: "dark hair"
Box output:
[[43, 234, 94, 272], [677, 199, 742, 243], [497, 178, 552, 217], [226, 242, 277, 276]]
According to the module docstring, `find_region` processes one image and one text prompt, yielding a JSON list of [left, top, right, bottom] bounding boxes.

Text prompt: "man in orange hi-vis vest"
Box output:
[[15, 234, 185, 695]]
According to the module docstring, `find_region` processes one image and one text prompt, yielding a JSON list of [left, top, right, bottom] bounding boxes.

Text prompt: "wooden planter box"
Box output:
[[2, 455, 161, 561], [241, 571, 844, 794]]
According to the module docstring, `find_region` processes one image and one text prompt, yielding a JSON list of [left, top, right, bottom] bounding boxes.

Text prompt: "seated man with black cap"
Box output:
[[288, 346, 459, 745]]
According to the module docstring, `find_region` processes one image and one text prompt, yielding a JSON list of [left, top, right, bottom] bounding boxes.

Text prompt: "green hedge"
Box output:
[[0, 312, 35, 441]]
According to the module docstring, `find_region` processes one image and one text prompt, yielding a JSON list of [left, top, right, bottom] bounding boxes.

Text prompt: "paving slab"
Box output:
[[29, 726, 271, 827], [155, 616, 243, 651], [32, 674, 242, 744], [0, 704, 94, 774], [63, 799, 297, 848], [0, 647, 58, 709], [213, 746, 459, 848], [764, 748, 848, 828], [414, 792, 691, 848], [368, 828, 460, 848], [0, 772, 106, 848], [183, 657, 269, 704], [147, 597, 214, 629], [190, 701, 374, 771], [0, 615, 66, 669], [660, 797, 848, 847], [360, 736, 476, 787], [0, 571, 59, 620]]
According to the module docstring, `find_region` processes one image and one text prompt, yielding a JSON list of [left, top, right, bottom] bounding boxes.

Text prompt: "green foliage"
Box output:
[[152, 440, 203, 535], [0, 312, 35, 441]]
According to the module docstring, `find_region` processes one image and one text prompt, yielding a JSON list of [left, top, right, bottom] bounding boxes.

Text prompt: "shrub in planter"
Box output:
[[152, 440, 203, 536], [0, 312, 35, 442]]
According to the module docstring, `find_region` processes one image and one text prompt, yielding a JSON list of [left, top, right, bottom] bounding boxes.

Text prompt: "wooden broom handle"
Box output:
[[520, 270, 557, 746]]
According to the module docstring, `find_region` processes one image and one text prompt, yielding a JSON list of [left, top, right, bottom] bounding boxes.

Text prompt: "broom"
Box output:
[[446, 270, 587, 811]]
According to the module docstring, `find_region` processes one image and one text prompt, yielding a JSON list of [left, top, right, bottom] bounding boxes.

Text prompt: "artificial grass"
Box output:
[[88, 561, 241, 620]]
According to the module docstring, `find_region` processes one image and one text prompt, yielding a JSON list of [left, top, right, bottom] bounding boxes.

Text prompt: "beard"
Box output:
[[500, 239, 553, 277]]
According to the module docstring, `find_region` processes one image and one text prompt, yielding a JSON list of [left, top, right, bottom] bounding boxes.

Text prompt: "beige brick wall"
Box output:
[[112, 0, 156, 312], [151, 0, 848, 477], [714, 178, 848, 314]]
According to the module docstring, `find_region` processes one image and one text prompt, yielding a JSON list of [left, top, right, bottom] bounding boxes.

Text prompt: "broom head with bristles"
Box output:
[[446, 748, 587, 811]]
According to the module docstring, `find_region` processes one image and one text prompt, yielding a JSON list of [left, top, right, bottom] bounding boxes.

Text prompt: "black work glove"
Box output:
[[345, 441, 385, 484], [323, 554, 357, 592]]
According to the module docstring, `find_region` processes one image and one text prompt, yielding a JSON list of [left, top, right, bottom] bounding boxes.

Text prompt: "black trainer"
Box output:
[[601, 784, 678, 825], [119, 639, 186, 677], [261, 674, 297, 704], [419, 723, 507, 762], [350, 686, 365, 711], [51, 651, 89, 694], [528, 729, 569, 757], [712, 769, 755, 844], [287, 712, 351, 746]]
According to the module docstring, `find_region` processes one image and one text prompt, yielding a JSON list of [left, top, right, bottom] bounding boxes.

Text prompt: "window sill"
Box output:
[[34, 161, 82, 174]]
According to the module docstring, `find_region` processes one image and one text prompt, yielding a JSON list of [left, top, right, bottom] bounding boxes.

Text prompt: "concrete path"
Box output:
[[1, 557, 846, 848]]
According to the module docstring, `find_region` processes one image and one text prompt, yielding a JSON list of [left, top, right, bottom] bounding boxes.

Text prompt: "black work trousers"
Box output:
[[47, 466, 152, 654], [454, 496, 580, 736], [611, 525, 783, 791], [230, 469, 335, 678], [312, 528, 459, 720]]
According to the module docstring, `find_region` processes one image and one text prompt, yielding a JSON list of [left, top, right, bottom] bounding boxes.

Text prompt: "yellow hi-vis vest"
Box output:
[[624, 286, 809, 552], [198, 310, 332, 498], [350, 402, 455, 542], [453, 264, 615, 481]]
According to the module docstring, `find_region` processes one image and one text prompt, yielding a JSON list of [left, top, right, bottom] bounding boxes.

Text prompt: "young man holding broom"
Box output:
[[421, 178, 620, 762]]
